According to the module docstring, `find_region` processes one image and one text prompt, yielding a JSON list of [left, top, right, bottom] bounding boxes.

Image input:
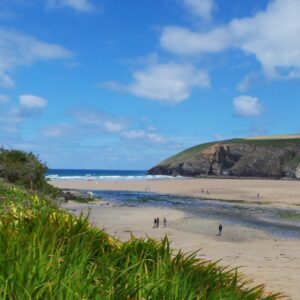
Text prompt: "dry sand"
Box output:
[[55, 178, 300, 299]]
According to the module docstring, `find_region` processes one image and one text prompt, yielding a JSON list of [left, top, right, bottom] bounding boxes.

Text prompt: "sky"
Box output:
[[0, 0, 300, 170]]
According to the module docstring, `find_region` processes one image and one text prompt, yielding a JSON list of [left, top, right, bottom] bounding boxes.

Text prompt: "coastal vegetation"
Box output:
[[0, 148, 59, 197], [0, 149, 281, 299], [0, 182, 281, 299]]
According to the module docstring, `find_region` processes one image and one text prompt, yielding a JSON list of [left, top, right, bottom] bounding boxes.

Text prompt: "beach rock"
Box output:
[[148, 137, 300, 179]]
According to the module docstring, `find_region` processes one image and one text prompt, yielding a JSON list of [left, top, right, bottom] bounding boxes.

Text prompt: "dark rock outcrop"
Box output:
[[148, 138, 300, 179]]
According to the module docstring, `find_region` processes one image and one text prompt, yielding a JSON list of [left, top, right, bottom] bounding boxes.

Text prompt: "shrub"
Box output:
[[0, 148, 59, 197]]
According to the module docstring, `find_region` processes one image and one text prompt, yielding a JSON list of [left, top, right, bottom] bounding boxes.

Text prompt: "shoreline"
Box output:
[[53, 178, 300, 298], [51, 177, 300, 206], [63, 199, 300, 299]]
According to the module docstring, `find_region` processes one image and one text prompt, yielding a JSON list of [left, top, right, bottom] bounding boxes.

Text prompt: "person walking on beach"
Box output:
[[163, 217, 167, 227], [219, 224, 223, 236], [154, 218, 157, 228], [156, 217, 160, 228]]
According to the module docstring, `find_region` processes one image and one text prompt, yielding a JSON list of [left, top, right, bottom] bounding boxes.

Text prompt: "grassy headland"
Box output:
[[149, 135, 300, 178]]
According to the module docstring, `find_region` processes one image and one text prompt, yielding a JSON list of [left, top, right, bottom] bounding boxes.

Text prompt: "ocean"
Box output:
[[46, 169, 180, 181]]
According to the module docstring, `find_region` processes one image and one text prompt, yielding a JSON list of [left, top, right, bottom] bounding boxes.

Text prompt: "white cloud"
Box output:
[[47, 0, 96, 12], [71, 109, 129, 133], [122, 130, 146, 140], [0, 94, 9, 103], [0, 94, 48, 135], [160, 26, 230, 55], [121, 130, 168, 144], [161, 0, 300, 79], [233, 95, 264, 118], [0, 29, 71, 87], [236, 74, 253, 92], [102, 62, 210, 104], [19, 95, 48, 109], [103, 121, 125, 133], [11, 95, 48, 118], [45, 108, 170, 145], [182, 0, 215, 21]]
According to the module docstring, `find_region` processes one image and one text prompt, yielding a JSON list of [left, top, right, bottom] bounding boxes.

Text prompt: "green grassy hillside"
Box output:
[[161, 136, 300, 166]]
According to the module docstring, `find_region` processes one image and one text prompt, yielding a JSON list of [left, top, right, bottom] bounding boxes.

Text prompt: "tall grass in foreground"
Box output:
[[0, 184, 282, 299]]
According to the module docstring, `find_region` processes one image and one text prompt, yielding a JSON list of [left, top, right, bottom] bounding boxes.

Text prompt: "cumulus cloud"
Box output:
[[47, 0, 96, 12], [182, 0, 215, 21], [0, 29, 71, 87], [0, 94, 48, 136], [19, 95, 48, 109], [161, 0, 300, 79], [101, 62, 210, 104], [233, 95, 264, 118], [11, 94, 48, 118]]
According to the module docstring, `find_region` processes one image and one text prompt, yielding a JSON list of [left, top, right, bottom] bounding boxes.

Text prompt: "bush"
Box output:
[[0, 148, 59, 198]]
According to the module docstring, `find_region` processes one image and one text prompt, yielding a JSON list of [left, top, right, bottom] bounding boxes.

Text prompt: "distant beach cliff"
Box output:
[[148, 135, 300, 179]]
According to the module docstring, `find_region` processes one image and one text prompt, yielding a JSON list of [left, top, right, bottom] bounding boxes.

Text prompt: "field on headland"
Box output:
[[53, 178, 300, 299]]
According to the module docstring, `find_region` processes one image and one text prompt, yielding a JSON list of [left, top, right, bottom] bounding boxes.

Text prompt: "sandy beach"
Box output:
[[55, 178, 300, 299], [52, 178, 300, 206]]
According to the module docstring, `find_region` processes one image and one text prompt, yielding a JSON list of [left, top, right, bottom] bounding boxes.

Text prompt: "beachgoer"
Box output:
[[157, 217, 160, 228], [207, 190, 209, 195], [163, 217, 167, 227], [257, 193, 260, 199], [154, 218, 157, 228], [202, 189, 204, 193], [219, 224, 223, 236]]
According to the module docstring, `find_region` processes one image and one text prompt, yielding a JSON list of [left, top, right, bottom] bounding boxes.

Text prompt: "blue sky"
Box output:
[[0, 0, 299, 169]]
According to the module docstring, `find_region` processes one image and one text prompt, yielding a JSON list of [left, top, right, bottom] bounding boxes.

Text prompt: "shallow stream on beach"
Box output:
[[87, 190, 300, 239]]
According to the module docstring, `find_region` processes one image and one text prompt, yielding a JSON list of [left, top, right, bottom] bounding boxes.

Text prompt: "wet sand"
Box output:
[[55, 178, 300, 299], [63, 199, 300, 299]]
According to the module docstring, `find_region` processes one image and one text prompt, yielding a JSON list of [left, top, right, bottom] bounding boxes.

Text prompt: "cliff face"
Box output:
[[148, 138, 300, 179]]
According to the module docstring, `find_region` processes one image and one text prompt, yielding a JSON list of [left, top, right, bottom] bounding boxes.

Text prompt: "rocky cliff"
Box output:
[[148, 138, 300, 179]]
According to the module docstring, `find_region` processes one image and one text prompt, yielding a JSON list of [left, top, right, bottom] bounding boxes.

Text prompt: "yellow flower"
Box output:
[[10, 203, 17, 214], [32, 195, 40, 205]]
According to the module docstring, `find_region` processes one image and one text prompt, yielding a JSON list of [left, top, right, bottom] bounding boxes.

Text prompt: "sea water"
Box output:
[[46, 169, 181, 181]]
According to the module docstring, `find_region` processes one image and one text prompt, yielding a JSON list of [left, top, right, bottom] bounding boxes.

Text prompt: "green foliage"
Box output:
[[0, 184, 282, 299], [0, 148, 59, 197], [0, 148, 46, 189]]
